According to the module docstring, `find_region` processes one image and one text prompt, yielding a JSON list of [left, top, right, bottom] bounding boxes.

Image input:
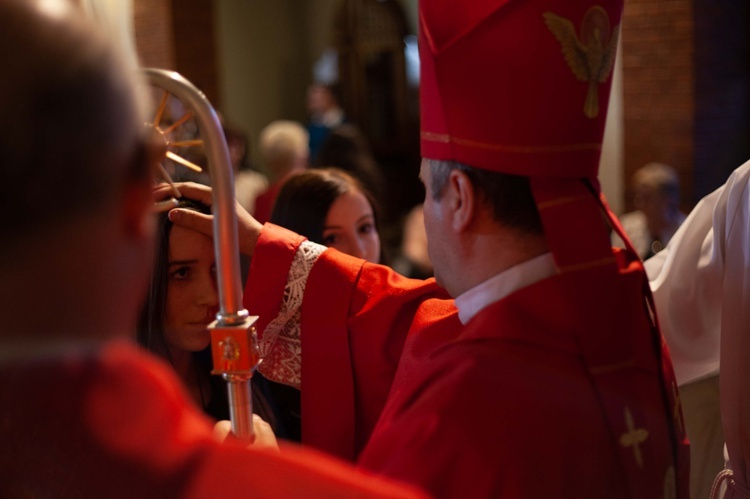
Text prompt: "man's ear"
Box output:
[[448, 169, 476, 232]]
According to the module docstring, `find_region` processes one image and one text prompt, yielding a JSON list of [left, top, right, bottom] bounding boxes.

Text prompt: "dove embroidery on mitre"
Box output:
[[543, 6, 620, 118]]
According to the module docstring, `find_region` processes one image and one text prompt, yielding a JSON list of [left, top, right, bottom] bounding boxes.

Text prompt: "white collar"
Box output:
[[455, 253, 556, 325]]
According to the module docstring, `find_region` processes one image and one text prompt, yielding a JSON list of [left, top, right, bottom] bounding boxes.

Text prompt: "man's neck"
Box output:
[[452, 229, 549, 297]]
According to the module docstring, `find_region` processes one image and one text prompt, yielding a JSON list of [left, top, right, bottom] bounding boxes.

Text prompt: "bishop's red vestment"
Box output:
[[244, 224, 689, 498]]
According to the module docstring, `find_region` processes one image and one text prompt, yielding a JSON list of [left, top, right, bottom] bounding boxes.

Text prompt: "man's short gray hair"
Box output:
[[428, 159, 468, 199], [425, 158, 543, 235]]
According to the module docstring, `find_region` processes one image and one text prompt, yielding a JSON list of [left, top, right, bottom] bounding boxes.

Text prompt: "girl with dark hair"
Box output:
[[271, 168, 382, 264], [137, 198, 280, 430]]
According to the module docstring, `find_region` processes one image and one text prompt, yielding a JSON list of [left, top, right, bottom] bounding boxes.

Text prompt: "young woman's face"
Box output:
[[322, 188, 381, 263], [164, 225, 219, 354]]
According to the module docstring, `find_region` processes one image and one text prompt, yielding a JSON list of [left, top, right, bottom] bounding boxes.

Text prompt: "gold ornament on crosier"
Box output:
[[543, 6, 620, 119], [148, 90, 205, 211]]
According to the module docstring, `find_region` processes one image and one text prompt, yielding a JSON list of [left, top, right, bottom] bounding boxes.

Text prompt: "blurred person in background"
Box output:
[[612, 162, 686, 260], [253, 120, 309, 224], [223, 120, 268, 215], [306, 83, 346, 163]]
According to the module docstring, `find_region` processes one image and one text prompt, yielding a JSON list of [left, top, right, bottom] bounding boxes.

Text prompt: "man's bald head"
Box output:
[[0, 0, 150, 243]]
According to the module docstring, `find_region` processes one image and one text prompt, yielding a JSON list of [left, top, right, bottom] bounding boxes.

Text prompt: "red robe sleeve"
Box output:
[[243, 223, 307, 337], [244, 224, 461, 462]]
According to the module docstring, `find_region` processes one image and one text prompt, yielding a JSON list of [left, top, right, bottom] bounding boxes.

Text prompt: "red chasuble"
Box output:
[[245, 224, 688, 498], [359, 249, 684, 497], [0, 341, 423, 498]]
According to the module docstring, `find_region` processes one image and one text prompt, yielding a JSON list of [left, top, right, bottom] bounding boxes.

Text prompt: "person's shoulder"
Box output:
[[0, 342, 217, 497], [729, 158, 750, 181], [410, 334, 558, 409], [722, 159, 750, 201], [418, 312, 600, 417], [91, 342, 216, 445]]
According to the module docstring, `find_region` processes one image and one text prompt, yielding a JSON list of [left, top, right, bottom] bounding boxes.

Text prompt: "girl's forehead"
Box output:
[[168, 225, 214, 260]]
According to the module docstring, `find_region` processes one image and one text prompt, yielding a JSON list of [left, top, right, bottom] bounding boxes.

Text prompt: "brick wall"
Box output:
[[621, 0, 694, 212], [133, 0, 174, 70], [133, 0, 218, 105], [171, 0, 219, 106], [622, 0, 750, 209]]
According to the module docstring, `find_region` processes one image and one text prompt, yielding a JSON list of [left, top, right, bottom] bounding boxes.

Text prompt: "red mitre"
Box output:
[[419, 0, 622, 180], [420, 0, 628, 270]]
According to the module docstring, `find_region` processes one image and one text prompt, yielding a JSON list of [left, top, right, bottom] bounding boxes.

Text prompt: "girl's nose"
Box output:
[[198, 275, 220, 308]]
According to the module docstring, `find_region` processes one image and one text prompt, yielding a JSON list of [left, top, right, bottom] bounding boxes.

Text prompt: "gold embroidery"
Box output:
[[543, 6, 620, 118], [421, 131, 451, 144], [420, 131, 601, 153], [220, 336, 241, 362], [620, 407, 649, 468]]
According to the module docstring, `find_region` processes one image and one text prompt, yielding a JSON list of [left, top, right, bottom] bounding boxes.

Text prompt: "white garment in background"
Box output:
[[646, 159, 750, 491], [645, 206, 722, 386], [234, 170, 269, 215]]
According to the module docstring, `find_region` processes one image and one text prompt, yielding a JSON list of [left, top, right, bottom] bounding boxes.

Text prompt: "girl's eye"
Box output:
[[171, 267, 190, 280], [322, 233, 339, 246], [359, 223, 374, 234]]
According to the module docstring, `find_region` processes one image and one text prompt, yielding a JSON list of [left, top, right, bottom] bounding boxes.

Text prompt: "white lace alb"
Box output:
[[257, 241, 325, 389]]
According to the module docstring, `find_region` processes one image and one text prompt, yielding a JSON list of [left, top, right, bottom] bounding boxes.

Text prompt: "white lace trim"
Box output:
[[257, 241, 326, 389]]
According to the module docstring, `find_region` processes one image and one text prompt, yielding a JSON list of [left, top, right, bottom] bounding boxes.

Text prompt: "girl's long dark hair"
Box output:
[[136, 198, 211, 362], [269, 167, 381, 248]]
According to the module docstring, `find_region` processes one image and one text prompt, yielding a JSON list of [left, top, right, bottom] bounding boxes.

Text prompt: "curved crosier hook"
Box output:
[[143, 69, 259, 441]]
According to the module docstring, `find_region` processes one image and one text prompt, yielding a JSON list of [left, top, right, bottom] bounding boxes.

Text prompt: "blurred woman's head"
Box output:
[[138, 198, 218, 361], [270, 168, 381, 263]]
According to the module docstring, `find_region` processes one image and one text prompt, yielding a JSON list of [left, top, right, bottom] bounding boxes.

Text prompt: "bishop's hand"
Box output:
[[153, 181, 263, 257]]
